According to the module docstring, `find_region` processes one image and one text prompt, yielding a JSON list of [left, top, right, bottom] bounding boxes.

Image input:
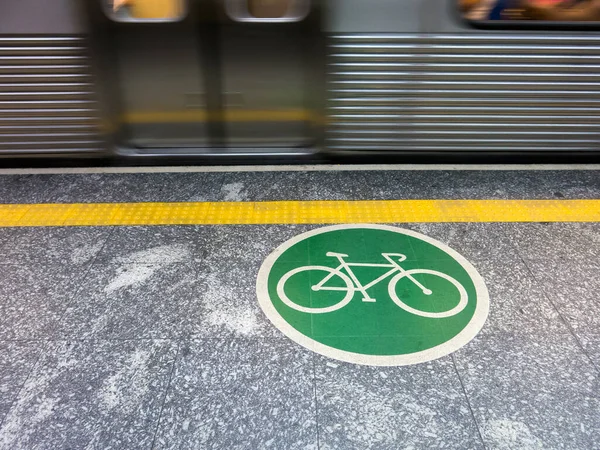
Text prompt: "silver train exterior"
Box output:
[[1, 0, 599, 160]]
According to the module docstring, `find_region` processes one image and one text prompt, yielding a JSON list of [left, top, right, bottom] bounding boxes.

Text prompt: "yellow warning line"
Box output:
[[0, 200, 598, 227]]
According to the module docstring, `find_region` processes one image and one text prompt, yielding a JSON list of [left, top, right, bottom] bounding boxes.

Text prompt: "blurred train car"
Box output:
[[1, 0, 600, 161]]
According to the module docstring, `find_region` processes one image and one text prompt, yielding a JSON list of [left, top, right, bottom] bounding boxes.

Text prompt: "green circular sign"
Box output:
[[257, 224, 489, 366]]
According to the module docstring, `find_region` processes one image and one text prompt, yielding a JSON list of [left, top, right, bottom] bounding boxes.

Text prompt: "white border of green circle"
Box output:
[[256, 224, 489, 366]]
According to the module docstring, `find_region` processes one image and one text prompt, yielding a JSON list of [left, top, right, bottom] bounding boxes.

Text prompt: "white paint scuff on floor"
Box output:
[[220, 182, 247, 201], [202, 272, 260, 337], [99, 348, 152, 414], [483, 419, 544, 450], [105, 244, 191, 293]]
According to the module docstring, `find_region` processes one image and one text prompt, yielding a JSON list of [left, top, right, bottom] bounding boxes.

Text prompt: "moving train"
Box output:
[[2, 0, 600, 162]]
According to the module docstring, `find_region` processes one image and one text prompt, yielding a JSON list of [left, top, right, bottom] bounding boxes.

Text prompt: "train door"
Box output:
[[220, 0, 322, 152], [84, 0, 323, 158], [84, 0, 211, 154]]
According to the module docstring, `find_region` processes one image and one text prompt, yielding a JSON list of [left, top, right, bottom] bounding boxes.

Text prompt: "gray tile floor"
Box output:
[[0, 169, 599, 204], [0, 169, 598, 449]]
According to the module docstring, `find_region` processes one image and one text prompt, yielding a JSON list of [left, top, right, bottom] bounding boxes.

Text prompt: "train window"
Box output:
[[460, 0, 600, 23], [105, 0, 186, 21], [225, 0, 310, 22]]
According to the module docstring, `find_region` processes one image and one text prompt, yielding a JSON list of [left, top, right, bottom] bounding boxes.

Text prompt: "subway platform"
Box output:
[[0, 164, 599, 449]]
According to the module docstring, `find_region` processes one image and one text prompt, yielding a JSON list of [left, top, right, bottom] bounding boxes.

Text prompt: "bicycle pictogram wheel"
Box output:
[[277, 265, 354, 314], [388, 269, 468, 318]]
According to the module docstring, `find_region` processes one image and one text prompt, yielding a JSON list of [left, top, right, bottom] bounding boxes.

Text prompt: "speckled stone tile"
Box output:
[[217, 171, 360, 201], [45, 173, 176, 203], [496, 223, 600, 342], [0, 228, 111, 339], [0, 264, 87, 340], [579, 334, 600, 369], [0, 227, 113, 266], [92, 225, 314, 266], [204, 169, 587, 202], [2, 169, 599, 204], [454, 331, 600, 450], [320, 170, 600, 200], [315, 355, 483, 449], [0, 342, 42, 424], [43, 172, 225, 203], [197, 224, 315, 265], [184, 258, 280, 339], [346, 170, 536, 200], [404, 223, 565, 336], [56, 258, 202, 340], [93, 226, 207, 264], [153, 338, 317, 450], [0, 339, 177, 450], [162, 172, 225, 202], [538, 170, 600, 199], [524, 258, 600, 335], [0, 229, 15, 252], [501, 223, 600, 264], [0, 175, 56, 204], [57, 252, 277, 340]]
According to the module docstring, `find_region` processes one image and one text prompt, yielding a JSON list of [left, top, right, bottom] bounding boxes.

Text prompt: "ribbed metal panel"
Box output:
[[327, 34, 600, 152], [0, 36, 104, 156]]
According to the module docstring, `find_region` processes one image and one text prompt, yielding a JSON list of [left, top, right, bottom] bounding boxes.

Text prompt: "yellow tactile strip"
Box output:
[[0, 200, 598, 227]]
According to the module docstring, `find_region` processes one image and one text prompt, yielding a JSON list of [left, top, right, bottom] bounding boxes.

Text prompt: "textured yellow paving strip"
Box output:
[[0, 200, 598, 227]]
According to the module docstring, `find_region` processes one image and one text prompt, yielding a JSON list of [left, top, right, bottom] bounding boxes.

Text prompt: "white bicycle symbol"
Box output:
[[277, 252, 468, 318]]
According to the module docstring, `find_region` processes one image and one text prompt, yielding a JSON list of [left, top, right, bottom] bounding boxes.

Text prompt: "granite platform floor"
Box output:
[[0, 167, 598, 449]]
